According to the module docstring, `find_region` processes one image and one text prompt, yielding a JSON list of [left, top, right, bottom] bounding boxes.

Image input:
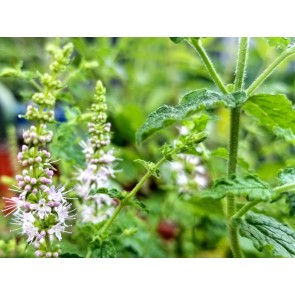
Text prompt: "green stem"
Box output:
[[226, 37, 249, 258], [189, 38, 229, 95], [30, 79, 43, 92], [45, 235, 52, 252], [99, 157, 166, 236], [227, 107, 241, 175], [232, 199, 261, 220], [246, 45, 295, 96], [234, 38, 249, 91], [273, 182, 295, 194]]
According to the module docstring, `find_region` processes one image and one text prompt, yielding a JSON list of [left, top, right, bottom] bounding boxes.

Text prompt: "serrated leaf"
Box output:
[[89, 239, 116, 258], [132, 199, 149, 214], [136, 89, 235, 144], [91, 187, 125, 200], [201, 174, 274, 201], [243, 93, 295, 134], [265, 37, 290, 50], [277, 168, 295, 185], [238, 212, 295, 257], [134, 159, 160, 178], [92, 187, 109, 195], [108, 189, 125, 199]]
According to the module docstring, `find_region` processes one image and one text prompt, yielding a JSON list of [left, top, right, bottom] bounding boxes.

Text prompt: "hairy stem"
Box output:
[[234, 38, 249, 91], [246, 45, 295, 96], [273, 182, 295, 194], [232, 199, 261, 220], [227, 37, 249, 258], [189, 38, 229, 95]]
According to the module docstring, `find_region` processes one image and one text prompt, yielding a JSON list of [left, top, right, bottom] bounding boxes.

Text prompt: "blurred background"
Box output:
[[0, 37, 295, 257]]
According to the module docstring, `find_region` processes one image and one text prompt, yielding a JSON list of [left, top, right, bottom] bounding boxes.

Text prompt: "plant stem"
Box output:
[[246, 45, 295, 96], [232, 199, 261, 220], [45, 235, 52, 252], [226, 37, 249, 258], [234, 38, 249, 91], [99, 157, 166, 236], [273, 182, 295, 194], [189, 38, 229, 95]]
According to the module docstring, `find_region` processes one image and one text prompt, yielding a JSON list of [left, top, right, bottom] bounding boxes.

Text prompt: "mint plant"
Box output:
[[76, 80, 117, 224], [3, 42, 75, 257], [2, 37, 295, 258], [133, 37, 295, 258]]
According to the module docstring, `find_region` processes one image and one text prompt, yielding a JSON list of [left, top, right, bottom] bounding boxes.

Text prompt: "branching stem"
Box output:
[[99, 157, 166, 236], [246, 45, 295, 96]]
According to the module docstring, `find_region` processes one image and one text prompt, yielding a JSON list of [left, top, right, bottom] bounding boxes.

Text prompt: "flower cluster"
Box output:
[[170, 126, 208, 197], [76, 81, 116, 224], [3, 43, 74, 258]]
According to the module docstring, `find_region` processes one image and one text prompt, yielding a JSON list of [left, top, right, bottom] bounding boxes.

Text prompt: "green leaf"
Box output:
[[277, 168, 295, 216], [201, 174, 274, 201], [91, 187, 125, 200], [265, 37, 290, 50], [273, 126, 295, 143], [0, 62, 38, 79], [134, 159, 160, 178], [210, 147, 228, 158], [238, 212, 295, 257], [286, 193, 295, 216], [277, 168, 295, 185], [243, 93, 295, 134], [136, 89, 235, 144], [50, 123, 84, 166], [170, 37, 188, 44], [188, 197, 224, 217], [89, 239, 116, 258], [132, 199, 149, 214], [60, 252, 83, 258]]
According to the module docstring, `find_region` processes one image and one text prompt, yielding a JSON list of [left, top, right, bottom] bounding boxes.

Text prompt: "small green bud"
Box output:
[[95, 80, 106, 96]]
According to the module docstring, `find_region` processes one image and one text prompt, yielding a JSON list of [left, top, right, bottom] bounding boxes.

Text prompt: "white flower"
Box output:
[[48, 223, 65, 241], [48, 186, 66, 202], [33, 199, 51, 219], [75, 181, 92, 199], [2, 197, 25, 216], [99, 150, 116, 164], [55, 203, 74, 223], [80, 140, 94, 156], [21, 212, 39, 243]]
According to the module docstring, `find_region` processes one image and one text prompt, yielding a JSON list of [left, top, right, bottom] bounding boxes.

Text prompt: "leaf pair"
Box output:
[[136, 89, 246, 145]]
